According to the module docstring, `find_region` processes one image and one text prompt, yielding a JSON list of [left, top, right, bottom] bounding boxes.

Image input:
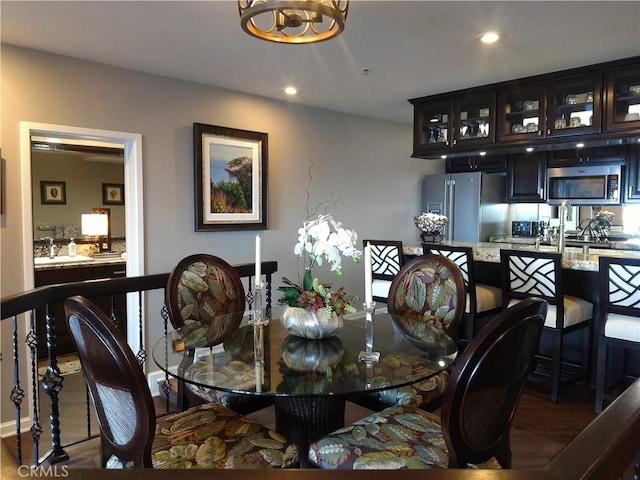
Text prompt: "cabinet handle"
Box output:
[[112, 270, 126, 275], [630, 186, 634, 198]]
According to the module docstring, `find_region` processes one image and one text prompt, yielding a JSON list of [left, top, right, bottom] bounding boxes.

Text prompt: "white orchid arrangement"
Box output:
[[279, 213, 362, 316]]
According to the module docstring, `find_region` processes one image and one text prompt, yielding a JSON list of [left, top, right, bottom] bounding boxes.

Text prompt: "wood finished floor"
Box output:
[[5, 372, 635, 477]]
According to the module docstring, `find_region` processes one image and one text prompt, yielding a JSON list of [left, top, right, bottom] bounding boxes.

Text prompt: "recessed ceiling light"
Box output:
[[526, 147, 534, 152], [576, 143, 585, 148], [283, 86, 298, 96], [479, 151, 487, 156], [479, 32, 500, 44]]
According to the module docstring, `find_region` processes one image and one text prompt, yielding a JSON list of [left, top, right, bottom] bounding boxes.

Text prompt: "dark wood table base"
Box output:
[[274, 395, 346, 468]]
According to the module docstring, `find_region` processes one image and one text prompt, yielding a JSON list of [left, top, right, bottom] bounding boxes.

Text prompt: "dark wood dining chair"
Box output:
[[423, 244, 502, 345], [362, 239, 404, 303], [165, 253, 272, 413], [595, 256, 640, 413], [308, 297, 547, 469], [64, 295, 298, 469], [500, 249, 593, 403], [348, 253, 465, 411]]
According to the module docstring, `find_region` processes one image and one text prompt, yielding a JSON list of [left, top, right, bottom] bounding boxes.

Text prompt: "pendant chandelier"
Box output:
[[238, 0, 349, 44]]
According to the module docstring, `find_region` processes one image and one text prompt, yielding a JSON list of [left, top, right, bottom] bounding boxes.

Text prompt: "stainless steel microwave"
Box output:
[[546, 164, 621, 205]]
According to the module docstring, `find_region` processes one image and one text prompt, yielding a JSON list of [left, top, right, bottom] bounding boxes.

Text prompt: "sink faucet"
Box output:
[[558, 200, 572, 254], [48, 237, 56, 259]]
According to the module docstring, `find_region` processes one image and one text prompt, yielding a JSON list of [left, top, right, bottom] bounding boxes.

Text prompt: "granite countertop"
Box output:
[[404, 241, 640, 272], [34, 254, 126, 271]]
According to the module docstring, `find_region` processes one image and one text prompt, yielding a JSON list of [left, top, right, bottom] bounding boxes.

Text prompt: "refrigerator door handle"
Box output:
[[446, 179, 455, 240]]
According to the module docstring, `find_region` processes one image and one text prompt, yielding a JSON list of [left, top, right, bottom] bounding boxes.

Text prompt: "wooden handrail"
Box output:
[[1, 261, 278, 319]]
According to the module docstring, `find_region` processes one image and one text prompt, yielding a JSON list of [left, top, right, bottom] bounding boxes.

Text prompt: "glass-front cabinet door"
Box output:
[[605, 65, 640, 133], [545, 73, 602, 137], [412, 98, 453, 156], [453, 92, 495, 147], [497, 84, 545, 142]]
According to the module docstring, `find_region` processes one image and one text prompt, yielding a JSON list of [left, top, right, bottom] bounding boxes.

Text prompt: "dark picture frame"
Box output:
[[194, 123, 268, 231], [102, 183, 125, 205], [40, 181, 67, 205]]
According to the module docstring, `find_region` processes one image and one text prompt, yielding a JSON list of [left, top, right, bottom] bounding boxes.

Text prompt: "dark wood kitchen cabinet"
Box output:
[[547, 145, 626, 167], [506, 152, 547, 203], [447, 154, 506, 173], [411, 56, 639, 159], [625, 144, 640, 202], [35, 262, 127, 358], [605, 65, 640, 134], [544, 73, 602, 138]]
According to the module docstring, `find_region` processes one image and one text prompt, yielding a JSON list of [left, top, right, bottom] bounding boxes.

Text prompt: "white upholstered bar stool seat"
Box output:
[[506, 295, 593, 329]]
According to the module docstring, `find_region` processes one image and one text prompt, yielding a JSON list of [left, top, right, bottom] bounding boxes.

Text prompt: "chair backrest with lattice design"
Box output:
[[442, 297, 546, 468], [598, 256, 640, 330], [363, 240, 404, 303], [500, 249, 564, 328], [65, 295, 156, 468]]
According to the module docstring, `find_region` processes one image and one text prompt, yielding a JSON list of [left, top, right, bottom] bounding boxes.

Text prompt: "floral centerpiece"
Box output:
[[578, 210, 615, 242], [278, 213, 362, 339]]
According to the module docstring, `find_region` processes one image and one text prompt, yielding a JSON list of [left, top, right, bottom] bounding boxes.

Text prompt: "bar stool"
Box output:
[[424, 244, 502, 345], [500, 249, 593, 403], [363, 239, 404, 304], [595, 256, 640, 413]]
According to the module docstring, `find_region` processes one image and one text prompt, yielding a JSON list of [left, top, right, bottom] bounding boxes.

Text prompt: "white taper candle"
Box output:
[[255, 235, 261, 286], [364, 242, 373, 305]]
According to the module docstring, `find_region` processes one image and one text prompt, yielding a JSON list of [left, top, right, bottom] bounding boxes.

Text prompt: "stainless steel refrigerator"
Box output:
[[421, 171, 508, 242]]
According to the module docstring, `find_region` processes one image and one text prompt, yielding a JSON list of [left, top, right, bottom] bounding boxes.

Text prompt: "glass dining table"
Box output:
[[152, 307, 458, 468]]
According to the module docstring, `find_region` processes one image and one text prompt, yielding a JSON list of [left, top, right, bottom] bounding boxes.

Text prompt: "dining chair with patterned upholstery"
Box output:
[[500, 249, 593, 403], [64, 295, 298, 469], [348, 253, 465, 411], [595, 256, 640, 413], [308, 297, 547, 469], [363, 240, 404, 304], [423, 244, 502, 345], [165, 253, 272, 414]]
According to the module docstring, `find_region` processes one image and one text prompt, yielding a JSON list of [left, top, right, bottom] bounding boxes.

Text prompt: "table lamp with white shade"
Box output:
[[81, 213, 111, 254]]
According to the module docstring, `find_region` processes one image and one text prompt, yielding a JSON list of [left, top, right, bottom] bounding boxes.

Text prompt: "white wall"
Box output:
[[0, 45, 444, 421]]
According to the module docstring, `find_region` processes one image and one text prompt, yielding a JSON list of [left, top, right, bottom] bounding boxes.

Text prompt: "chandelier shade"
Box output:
[[238, 0, 349, 44]]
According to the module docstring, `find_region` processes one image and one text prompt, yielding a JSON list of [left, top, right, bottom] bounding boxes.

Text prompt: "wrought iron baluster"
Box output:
[[42, 304, 68, 464], [26, 310, 42, 465], [10, 314, 25, 465]]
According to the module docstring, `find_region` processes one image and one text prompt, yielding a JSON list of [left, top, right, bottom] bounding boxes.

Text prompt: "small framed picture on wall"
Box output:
[[102, 183, 124, 205], [40, 181, 67, 205]]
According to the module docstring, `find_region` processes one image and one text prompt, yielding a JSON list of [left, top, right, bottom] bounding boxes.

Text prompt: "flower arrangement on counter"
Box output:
[[578, 210, 615, 242], [278, 213, 362, 317]]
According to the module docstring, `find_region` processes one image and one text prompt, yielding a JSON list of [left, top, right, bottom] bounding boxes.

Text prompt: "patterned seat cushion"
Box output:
[[308, 404, 499, 470], [108, 403, 298, 469], [362, 352, 448, 409]]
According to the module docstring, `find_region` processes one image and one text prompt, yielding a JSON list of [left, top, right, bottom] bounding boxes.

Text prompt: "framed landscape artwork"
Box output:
[[40, 181, 66, 205], [194, 123, 268, 231], [102, 183, 124, 205]]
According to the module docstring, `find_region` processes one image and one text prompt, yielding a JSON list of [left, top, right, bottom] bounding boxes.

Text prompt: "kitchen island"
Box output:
[[405, 240, 640, 384], [404, 241, 640, 272]]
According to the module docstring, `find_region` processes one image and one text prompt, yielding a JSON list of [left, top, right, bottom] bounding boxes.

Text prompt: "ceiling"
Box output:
[[2, 1, 640, 125]]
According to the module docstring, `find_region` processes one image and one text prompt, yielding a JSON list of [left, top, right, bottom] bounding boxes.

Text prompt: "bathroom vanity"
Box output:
[[34, 256, 127, 358]]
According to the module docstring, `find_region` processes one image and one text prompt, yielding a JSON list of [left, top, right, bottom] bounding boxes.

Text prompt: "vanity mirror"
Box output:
[[31, 137, 125, 256]]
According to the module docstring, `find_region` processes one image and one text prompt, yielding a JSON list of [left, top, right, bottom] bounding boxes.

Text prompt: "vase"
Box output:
[[281, 336, 345, 371], [281, 306, 344, 339]]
